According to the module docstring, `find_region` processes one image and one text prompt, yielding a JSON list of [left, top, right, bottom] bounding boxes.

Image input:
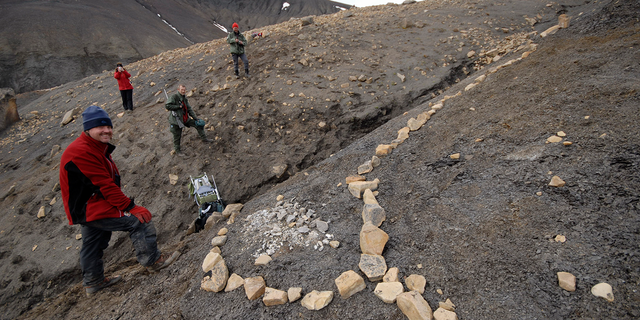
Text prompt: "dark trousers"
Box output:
[[79, 215, 160, 286], [169, 118, 207, 152], [120, 89, 133, 110], [232, 53, 249, 75]]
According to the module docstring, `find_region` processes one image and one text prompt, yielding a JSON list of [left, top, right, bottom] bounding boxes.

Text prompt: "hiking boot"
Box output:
[[147, 251, 180, 273], [202, 138, 213, 143], [174, 150, 187, 158], [245, 73, 250, 79], [85, 275, 122, 297]]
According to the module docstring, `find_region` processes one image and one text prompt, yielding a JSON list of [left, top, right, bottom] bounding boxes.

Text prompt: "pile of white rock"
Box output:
[[242, 199, 338, 258]]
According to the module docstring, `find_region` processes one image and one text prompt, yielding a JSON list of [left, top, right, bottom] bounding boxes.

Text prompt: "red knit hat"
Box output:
[[232, 22, 239, 29]]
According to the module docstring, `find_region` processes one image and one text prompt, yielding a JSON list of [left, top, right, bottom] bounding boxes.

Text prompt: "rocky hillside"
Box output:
[[1, 0, 639, 319], [0, 0, 344, 93]]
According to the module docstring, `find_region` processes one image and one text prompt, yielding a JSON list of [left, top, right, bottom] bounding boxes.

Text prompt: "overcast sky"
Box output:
[[336, 0, 407, 7]]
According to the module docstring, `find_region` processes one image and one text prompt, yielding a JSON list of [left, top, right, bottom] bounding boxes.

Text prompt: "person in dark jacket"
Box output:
[[165, 84, 212, 156], [59, 105, 177, 296], [226, 22, 250, 78], [114, 63, 134, 111]]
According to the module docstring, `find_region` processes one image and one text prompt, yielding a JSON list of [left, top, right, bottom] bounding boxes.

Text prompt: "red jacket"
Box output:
[[114, 70, 133, 90], [60, 133, 133, 225]]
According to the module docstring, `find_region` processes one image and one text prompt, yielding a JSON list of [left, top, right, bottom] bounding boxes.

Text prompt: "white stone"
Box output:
[[37, 206, 46, 218], [348, 179, 380, 198], [549, 176, 566, 187], [591, 282, 614, 302], [557, 272, 576, 292], [301, 290, 333, 310], [255, 254, 272, 266], [374, 282, 404, 303], [288, 287, 303, 302], [263, 287, 288, 306], [405, 274, 426, 294], [433, 307, 458, 320], [384, 267, 400, 282], [211, 235, 227, 247], [397, 291, 433, 320], [202, 252, 222, 273], [224, 273, 244, 292]]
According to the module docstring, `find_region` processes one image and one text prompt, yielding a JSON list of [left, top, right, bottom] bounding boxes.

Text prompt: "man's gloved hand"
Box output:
[[130, 205, 152, 223]]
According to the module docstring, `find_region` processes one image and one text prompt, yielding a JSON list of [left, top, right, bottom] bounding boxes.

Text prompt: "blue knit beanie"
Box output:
[[82, 105, 113, 131]]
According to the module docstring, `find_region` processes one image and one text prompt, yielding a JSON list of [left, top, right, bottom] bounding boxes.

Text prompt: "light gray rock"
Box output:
[[371, 156, 381, 167], [60, 110, 75, 126], [298, 226, 310, 233], [359, 254, 387, 281], [210, 235, 227, 247], [405, 274, 427, 294], [316, 220, 329, 233], [362, 203, 386, 227], [288, 287, 303, 302], [374, 281, 404, 303]]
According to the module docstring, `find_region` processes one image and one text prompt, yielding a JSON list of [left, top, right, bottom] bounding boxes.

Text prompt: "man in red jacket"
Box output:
[[60, 105, 177, 296], [114, 63, 134, 112]]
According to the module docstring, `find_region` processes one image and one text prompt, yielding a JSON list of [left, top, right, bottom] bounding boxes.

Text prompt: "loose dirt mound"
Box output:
[[1, 0, 639, 319]]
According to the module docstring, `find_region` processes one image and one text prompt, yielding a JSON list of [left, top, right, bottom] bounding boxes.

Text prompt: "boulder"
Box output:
[[374, 281, 404, 303], [362, 203, 386, 227], [384, 267, 400, 282], [362, 189, 379, 205], [244, 276, 266, 300], [348, 179, 380, 198], [288, 287, 303, 302], [557, 272, 576, 292], [200, 259, 228, 292], [591, 282, 614, 302], [405, 274, 427, 294], [263, 287, 288, 306], [360, 222, 389, 255], [224, 273, 244, 292], [202, 252, 222, 273], [222, 203, 243, 219], [359, 254, 387, 281], [335, 270, 366, 299], [301, 290, 333, 310], [397, 291, 433, 320], [210, 235, 227, 247], [255, 254, 272, 266], [433, 307, 458, 320]]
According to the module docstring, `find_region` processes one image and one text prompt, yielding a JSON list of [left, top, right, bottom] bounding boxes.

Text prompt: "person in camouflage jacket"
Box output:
[[165, 84, 212, 155], [227, 22, 250, 78]]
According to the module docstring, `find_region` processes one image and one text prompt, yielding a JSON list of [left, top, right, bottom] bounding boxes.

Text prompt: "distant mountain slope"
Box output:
[[0, 0, 343, 93]]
